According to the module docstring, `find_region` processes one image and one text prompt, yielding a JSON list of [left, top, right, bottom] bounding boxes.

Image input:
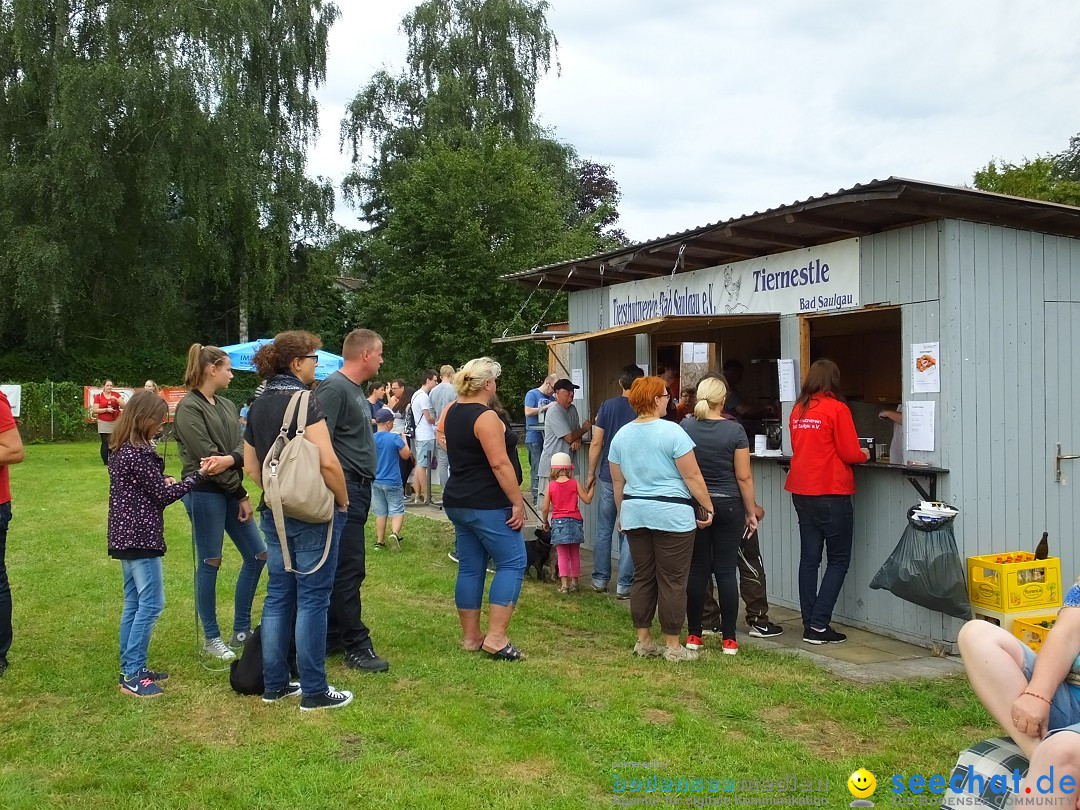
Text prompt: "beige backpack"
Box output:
[[262, 390, 335, 575]]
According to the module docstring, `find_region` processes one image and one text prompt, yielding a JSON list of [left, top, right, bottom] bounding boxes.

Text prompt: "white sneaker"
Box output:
[[204, 637, 237, 661], [662, 644, 699, 662]]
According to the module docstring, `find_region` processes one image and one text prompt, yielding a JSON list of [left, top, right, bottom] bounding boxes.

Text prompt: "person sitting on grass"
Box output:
[[372, 408, 411, 552], [108, 391, 207, 698], [540, 452, 594, 594], [959, 584, 1080, 803]]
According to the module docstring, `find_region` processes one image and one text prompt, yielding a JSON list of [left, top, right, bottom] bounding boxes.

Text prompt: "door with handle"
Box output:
[[1046, 302, 1080, 580]]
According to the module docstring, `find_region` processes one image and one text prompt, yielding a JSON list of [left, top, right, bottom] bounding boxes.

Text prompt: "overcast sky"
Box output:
[[308, 0, 1080, 243]]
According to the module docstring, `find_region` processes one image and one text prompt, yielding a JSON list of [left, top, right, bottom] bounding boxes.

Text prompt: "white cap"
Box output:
[[550, 452, 573, 469]]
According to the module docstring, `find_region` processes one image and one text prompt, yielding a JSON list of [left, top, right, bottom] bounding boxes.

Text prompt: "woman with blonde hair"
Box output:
[[679, 375, 758, 655], [173, 343, 266, 662], [442, 357, 527, 660], [608, 376, 714, 662]]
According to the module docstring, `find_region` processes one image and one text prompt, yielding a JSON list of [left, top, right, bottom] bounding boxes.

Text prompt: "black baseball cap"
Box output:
[[552, 379, 579, 392]]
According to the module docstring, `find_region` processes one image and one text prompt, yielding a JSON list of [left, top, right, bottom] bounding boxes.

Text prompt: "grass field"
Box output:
[[0, 441, 999, 808]]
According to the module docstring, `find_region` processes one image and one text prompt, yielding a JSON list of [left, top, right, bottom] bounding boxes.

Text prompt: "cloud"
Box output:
[[312, 0, 1080, 241]]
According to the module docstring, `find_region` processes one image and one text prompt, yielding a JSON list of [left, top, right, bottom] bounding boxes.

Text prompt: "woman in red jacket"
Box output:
[[785, 359, 869, 645]]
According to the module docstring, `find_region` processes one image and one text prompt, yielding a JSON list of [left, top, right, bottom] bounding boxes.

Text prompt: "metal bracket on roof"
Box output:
[[531, 266, 575, 334], [669, 244, 686, 279], [503, 276, 545, 338]]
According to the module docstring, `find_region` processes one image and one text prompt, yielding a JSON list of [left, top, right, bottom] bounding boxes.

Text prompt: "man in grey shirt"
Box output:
[[315, 328, 389, 673], [428, 364, 456, 504], [536, 379, 592, 500]]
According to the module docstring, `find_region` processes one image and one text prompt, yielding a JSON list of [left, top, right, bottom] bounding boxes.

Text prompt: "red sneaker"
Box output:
[[722, 639, 739, 656], [685, 635, 704, 650]]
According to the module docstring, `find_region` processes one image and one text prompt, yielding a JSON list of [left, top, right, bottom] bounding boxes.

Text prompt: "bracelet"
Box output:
[[1022, 691, 1053, 706]]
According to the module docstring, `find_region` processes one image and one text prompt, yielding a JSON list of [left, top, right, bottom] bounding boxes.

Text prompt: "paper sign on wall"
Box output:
[[0, 385, 21, 418], [571, 369, 584, 390], [692, 343, 708, 364], [905, 401, 936, 452], [911, 342, 940, 393], [682, 343, 694, 363], [777, 360, 797, 402]]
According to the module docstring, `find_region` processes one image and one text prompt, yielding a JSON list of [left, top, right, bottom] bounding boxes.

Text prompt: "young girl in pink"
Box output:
[[541, 452, 594, 593]]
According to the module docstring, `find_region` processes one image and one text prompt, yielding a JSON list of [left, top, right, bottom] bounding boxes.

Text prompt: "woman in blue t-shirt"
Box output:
[[608, 376, 714, 663]]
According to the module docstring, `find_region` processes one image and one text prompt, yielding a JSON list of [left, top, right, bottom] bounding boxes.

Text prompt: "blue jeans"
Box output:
[[592, 479, 635, 593], [183, 490, 267, 640], [445, 506, 526, 609], [0, 501, 11, 660], [119, 557, 165, 676], [792, 494, 854, 630], [261, 510, 345, 697], [526, 441, 543, 504]]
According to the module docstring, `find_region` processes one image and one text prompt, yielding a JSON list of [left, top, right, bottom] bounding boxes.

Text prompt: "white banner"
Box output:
[[608, 239, 860, 326], [0, 385, 20, 418]]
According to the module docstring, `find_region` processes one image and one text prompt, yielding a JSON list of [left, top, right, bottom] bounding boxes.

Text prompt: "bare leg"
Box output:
[[375, 516, 387, 544], [482, 603, 515, 652], [636, 627, 652, 644], [458, 608, 484, 651], [1020, 731, 1080, 804], [662, 633, 682, 651], [390, 514, 404, 535], [415, 467, 428, 501], [957, 620, 1040, 758]]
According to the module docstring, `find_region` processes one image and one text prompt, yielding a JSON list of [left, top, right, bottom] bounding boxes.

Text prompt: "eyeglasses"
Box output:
[[304, 354, 318, 360]]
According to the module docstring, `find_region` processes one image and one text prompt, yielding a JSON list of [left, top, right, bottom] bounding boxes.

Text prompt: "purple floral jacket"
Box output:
[[107, 442, 199, 557]]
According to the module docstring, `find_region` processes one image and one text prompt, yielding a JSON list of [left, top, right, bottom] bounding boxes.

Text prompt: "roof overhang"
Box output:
[[502, 177, 1080, 292], [552, 314, 780, 345]]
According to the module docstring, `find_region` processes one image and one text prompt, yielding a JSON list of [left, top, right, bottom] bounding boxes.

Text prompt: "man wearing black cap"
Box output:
[[536, 379, 592, 502]]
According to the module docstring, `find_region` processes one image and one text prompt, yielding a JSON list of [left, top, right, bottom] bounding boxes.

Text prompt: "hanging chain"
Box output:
[[598, 262, 606, 327], [502, 276, 545, 338], [531, 267, 575, 333]]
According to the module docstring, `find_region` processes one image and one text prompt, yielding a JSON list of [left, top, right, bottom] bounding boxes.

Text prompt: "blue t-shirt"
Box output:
[[608, 419, 697, 532], [525, 387, 555, 444], [594, 395, 638, 483], [373, 431, 406, 485]]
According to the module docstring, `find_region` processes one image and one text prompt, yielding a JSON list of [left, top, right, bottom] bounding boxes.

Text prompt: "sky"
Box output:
[[308, 0, 1080, 244]]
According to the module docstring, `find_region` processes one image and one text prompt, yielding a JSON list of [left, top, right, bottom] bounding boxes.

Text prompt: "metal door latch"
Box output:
[[1056, 443, 1080, 484]]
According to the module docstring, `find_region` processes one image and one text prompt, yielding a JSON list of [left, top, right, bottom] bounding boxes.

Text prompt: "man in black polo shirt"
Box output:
[[315, 328, 389, 672]]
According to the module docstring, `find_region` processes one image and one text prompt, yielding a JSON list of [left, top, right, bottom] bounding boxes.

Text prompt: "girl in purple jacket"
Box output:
[[108, 392, 206, 698]]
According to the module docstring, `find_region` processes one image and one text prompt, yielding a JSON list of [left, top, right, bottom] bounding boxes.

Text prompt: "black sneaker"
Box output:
[[299, 686, 353, 712], [344, 648, 389, 673], [748, 621, 784, 638], [803, 626, 847, 645], [448, 551, 459, 563], [262, 681, 302, 702]]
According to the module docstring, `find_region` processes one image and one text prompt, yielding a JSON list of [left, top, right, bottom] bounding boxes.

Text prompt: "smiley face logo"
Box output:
[[847, 768, 877, 799]]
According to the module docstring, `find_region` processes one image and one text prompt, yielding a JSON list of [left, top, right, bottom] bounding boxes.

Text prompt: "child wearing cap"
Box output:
[[541, 452, 594, 593], [373, 408, 412, 551]]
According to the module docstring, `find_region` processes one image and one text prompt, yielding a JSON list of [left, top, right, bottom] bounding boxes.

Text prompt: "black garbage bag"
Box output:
[[870, 514, 972, 620]]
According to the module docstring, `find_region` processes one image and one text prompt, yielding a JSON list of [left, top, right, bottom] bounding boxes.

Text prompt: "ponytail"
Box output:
[[183, 343, 228, 390]]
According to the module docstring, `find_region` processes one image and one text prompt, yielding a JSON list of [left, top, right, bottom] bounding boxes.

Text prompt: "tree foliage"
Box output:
[[0, 0, 342, 368], [972, 135, 1080, 207], [340, 0, 624, 405]]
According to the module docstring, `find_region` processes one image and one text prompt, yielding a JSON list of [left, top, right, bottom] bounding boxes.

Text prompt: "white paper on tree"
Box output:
[[911, 342, 940, 393], [905, 400, 935, 452], [777, 360, 797, 402]]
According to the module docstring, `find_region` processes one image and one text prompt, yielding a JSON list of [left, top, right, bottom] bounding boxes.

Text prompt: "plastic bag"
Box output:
[[870, 522, 972, 619]]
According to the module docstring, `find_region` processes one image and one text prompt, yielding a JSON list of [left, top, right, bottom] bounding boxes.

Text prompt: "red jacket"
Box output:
[[785, 394, 865, 495]]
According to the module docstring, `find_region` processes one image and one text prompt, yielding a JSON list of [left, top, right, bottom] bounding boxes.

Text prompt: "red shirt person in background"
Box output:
[[0, 389, 25, 677], [92, 380, 124, 466], [785, 358, 868, 646]]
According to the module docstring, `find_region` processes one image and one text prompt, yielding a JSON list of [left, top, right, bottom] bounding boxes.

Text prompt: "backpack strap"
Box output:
[[266, 390, 334, 576]]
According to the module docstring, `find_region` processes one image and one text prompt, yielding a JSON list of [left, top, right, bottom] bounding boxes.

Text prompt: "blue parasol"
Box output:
[[219, 339, 343, 381]]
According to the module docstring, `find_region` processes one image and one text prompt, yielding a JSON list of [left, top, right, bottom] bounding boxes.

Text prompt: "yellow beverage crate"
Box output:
[[1011, 613, 1060, 652], [967, 552, 1062, 612]]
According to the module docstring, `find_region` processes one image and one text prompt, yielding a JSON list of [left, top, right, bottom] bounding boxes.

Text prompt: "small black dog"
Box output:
[[525, 526, 553, 581]]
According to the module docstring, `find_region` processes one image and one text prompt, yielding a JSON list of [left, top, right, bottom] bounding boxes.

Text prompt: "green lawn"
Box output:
[[0, 442, 998, 808]]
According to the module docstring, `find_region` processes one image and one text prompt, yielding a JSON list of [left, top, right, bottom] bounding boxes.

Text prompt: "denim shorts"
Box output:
[[550, 517, 584, 546], [415, 439, 435, 468], [371, 482, 405, 517], [1021, 644, 1080, 735]]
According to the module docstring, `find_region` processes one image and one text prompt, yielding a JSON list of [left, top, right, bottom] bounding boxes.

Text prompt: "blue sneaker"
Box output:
[[120, 673, 164, 698]]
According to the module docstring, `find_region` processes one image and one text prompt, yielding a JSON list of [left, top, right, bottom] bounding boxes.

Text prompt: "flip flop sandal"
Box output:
[[484, 641, 525, 661]]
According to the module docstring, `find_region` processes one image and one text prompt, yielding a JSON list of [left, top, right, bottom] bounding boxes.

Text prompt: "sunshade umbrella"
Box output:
[[219, 340, 343, 381]]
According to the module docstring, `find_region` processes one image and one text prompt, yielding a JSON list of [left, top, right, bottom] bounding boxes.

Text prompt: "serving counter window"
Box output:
[[803, 307, 902, 452]]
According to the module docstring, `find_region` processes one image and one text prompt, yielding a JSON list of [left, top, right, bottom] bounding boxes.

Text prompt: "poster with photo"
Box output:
[[911, 342, 940, 393]]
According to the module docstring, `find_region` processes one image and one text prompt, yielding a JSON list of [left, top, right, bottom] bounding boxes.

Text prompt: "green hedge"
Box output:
[[4, 380, 262, 443]]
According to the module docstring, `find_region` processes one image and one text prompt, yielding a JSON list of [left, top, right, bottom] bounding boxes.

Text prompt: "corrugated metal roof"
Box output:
[[502, 177, 1080, 291]]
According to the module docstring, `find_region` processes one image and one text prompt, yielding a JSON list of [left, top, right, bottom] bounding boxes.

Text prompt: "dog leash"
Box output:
[[522, 498, 545, 524]]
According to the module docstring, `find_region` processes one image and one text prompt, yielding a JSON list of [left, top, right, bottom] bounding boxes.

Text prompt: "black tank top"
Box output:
[[444, 402, 521, 509]]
